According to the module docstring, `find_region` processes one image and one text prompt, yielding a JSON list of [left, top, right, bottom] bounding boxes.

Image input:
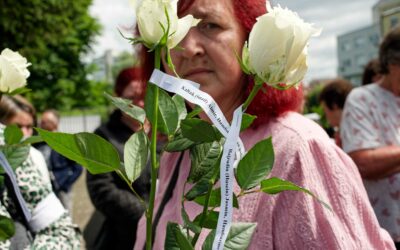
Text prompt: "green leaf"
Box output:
[[116, 162, 129, 184], [144, 83, 157, 124], [4, 125, 23, 145], [165, 222, 194, 250], [8, 87, 31, 96], [165, 130, 196, 152], [36, 128, 120, 174], [202, 222, 257, 250], [181, 207, 201, 234], [172, 94, 187, 121], [124, 131, 149, 183], [158, 88, 179, 136], [202, 230, 215, 250], [145, 84, 179, 136], [187, 105, 202, 118], [186, 155, 220, 201], [185, 178, 210, 201], [236, 44, 251, 76], [193, 210, 219, 229], [1, 145, 30, 171], [0, 215, 15, 241], [20, 135, 43, 145], [236, 137, 274, 190], [105, 93, 146, 124], [181, 118, 220, 143], [194, 188, 239, 209], [189, 141, 221, 183], [240, 113, 256, 131], [261, 177, 331, 210]]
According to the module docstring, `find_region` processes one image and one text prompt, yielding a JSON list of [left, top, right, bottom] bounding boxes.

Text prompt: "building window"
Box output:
[[390, 16, 398, 28], [356, 55, 368, 67], [355, 37, 366, 47], [342, 42, 351, 51], [369, 34, 379, 46], [342, 59, 351, 67]]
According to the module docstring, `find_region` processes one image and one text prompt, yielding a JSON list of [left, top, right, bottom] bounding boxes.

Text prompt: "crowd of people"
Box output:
[[0, 0, 399, 249]]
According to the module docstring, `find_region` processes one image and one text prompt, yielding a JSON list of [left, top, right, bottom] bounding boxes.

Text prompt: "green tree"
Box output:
[[0, 0, 102, 111], [111, 51, 139, 80], [304, 83, 330, 132]]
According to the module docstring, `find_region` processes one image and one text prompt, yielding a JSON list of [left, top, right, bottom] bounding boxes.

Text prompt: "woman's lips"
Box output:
[[183, 69, 212, 79]]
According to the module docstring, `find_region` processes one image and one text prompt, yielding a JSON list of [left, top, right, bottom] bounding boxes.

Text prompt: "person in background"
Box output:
[[85, 67, 151, 250], [35, 109, 82, 214], [134, 0, 395, 249], [319, 78, 353, 147], [0, 95, 36, 137], [40, 109, 59, 132], [0, 95, 80, 249], [362, 58, 382, 86], [341, 26, 400, 248], [0, 95, 48, 181]]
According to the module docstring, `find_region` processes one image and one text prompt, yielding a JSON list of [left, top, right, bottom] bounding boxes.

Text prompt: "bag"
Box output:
[[9, 221, 33, 250], [83, 210, 113, 250]]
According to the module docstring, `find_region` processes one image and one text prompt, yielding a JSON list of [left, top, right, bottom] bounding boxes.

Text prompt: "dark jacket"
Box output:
[[35, 142, 82, 193], [86, 110, 151, 250]]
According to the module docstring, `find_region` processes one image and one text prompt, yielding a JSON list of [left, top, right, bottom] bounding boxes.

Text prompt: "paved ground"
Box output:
[[72, 171, 94, 249]]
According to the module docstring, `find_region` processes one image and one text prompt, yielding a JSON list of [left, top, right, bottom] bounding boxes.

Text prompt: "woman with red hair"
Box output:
[[135, 0, 394, 249], [86, 67, 150, 250]]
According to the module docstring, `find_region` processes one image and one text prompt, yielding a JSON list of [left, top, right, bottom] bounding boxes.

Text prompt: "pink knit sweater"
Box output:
[[135, 112, 394, 249]]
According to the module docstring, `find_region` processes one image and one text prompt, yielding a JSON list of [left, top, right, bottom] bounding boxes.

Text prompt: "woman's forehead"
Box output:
[[182, 0, 234, 18]]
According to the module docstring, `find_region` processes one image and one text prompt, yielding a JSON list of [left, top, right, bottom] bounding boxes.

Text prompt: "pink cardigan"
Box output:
[[135, 112, 394, 249]]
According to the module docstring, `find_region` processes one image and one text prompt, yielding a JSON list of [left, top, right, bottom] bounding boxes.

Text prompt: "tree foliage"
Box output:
[[0, 0, 102, 111], [111, 51, 139, 81], [304, 84, 332, 135]]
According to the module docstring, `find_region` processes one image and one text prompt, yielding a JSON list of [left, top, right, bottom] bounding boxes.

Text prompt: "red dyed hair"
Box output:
[[115, 67, 145, 97], [140, 0, 304, 128]]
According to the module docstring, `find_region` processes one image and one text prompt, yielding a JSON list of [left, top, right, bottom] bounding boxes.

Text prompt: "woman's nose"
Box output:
[[22, 127, 33, 137], [179, 28, 204, 59]]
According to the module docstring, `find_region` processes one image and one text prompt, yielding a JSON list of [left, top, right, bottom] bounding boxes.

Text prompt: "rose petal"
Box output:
[[168, 15, 199, 49]]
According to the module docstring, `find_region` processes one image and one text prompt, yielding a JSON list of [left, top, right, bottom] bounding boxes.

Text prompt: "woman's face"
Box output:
[[8, 111, 34, 137], [321, 102, 342, 128], [121, 80, 145, 108], [164, 0, 247, 116]]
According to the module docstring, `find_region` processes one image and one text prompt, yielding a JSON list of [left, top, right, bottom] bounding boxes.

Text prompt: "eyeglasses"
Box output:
[[16, 124, 33, 130]]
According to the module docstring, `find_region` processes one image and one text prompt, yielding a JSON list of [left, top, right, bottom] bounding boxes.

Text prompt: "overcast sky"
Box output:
[[88, 0, 379, 83]]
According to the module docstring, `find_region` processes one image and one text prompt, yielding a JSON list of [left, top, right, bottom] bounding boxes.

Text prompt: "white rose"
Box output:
[[133, 0, 200, 49], [0, 48, 31, 93], [243, 4, 321, 88]]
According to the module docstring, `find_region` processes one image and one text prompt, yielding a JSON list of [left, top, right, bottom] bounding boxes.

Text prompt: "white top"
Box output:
[[29, 147, 51, 186], [341, 83, 400, 242]]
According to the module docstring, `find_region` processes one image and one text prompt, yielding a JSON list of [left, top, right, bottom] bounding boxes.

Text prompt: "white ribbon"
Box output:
[[149, 69, 245, 249], [212, 106, 242, 250], [149, 69, 245, 159], [29, 192, 66, 232]]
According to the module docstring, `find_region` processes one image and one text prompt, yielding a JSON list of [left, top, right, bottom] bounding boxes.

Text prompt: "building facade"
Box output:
[[373, 0, 400, 34], [337, 0, 400, 86], [337, 24, 380, 85]]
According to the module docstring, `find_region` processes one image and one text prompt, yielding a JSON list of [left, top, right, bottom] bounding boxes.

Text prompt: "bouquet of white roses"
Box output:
[[37, 2, 327, 250]]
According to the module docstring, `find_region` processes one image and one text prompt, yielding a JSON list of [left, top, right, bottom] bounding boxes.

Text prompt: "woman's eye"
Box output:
[[200, 22, 220, 30]]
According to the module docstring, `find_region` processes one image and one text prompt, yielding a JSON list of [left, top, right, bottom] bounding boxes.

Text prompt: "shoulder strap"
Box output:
[[0, 152, 32, 228], [142, 152, 184, 249]]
